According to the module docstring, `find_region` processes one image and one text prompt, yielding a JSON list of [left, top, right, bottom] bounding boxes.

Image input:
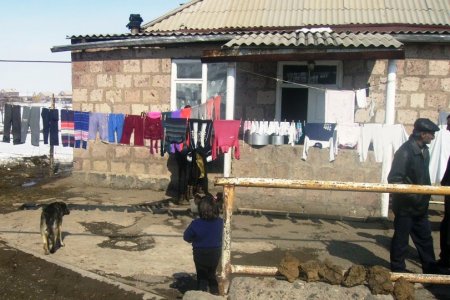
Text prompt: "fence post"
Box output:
[[219, 184, 235, 295]]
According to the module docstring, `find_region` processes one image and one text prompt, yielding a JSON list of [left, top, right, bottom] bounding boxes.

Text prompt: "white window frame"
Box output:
[[275, 60, 343, 121], [171, 59, 207, 110]]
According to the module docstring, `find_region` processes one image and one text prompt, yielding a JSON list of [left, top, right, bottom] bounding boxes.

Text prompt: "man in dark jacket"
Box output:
[[388, 118, 440, 273]]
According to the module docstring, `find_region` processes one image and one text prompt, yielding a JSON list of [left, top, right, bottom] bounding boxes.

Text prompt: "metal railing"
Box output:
[[214, 177, 450, 295]]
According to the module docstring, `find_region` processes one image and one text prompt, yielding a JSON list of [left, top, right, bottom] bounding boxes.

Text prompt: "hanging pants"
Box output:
[[21, 106, 41, 146], [60, 109, 75, 147], [120, 114, 144, 146], [3, 104, 22, 144], [41, 108, 59, 146], [74, 111, 89, 149], [108, 113, 125, 143]]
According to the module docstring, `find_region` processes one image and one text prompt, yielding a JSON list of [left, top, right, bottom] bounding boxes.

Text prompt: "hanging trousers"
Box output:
[[41, 108, 59, 146], [3, 104, 22, 144], [21, 106, 41, 146]]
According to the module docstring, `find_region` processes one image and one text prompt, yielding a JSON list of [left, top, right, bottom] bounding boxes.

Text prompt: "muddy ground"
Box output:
[[1, 157, 450, 300], [0, 157, 145, 299]]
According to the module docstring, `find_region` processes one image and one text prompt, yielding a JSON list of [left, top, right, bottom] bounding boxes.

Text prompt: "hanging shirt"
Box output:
[[161, 118, 188, 156], [212, 120, 241, 160]]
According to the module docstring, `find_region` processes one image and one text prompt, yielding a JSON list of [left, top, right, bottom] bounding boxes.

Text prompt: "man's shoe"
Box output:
[[437, 259, 450, 268]]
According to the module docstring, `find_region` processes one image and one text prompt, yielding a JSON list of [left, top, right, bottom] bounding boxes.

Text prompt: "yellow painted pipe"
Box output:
[[214, 177, 450, 196]]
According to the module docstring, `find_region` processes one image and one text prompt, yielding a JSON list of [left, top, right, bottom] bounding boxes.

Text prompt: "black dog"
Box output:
[[40, 202, 70, 255]]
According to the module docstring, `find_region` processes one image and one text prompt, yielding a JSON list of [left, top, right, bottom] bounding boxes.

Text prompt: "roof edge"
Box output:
[[142, 0, 203, 29]]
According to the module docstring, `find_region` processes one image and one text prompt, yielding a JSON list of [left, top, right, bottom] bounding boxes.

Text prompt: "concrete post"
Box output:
[[224, 62, 236, 177], [381, 59, 397, 218]]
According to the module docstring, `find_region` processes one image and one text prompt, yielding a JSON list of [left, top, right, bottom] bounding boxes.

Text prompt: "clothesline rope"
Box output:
[[237, 68, 388, 92]]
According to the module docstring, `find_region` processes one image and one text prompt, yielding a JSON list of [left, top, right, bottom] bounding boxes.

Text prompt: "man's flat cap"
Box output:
[[413, 118, 440, 132]]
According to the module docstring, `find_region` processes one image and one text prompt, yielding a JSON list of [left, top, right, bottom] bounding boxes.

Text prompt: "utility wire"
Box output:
[[0, 59, 71, 63]]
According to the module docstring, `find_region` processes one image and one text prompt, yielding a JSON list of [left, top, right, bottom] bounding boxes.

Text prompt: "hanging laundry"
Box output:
[[2, 104, 22, 144], [74, 111, 89, 149], [171, 109, 182, 118], [190, 106, 200, 119], [295, 122, 303, 144], [206, 98, 214, 119], [325, 89, 355, 124], [355, 89, 367, 109], [41, 108, 59, 146], [335, 123, 361, 150], [187, 119, 213, 161], [288, 121, 297, 146], [302, 123, 336, 162], [279, 121, 290, 136], [144, 111, 163, 154], [198, 102, 207, 120], [357, 123, 383, 162], [88, 112, 109, 142], [60, 109, 75, 147], [213, 95, 221, 120], [180, 106, 192, 119], [212, 120, 241, 160], [21, 106, 41, 146], [108, 113, 125, 143], [429, 126, 450, 184], [161, 118, 188, 156], [120, 114, 145, 146]]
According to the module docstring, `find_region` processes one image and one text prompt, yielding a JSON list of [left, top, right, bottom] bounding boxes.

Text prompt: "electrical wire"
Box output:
[[0, 59, 71, 63]]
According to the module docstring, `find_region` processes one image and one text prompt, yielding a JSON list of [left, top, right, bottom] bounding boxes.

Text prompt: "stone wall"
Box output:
[[230, 144, 382, 218]]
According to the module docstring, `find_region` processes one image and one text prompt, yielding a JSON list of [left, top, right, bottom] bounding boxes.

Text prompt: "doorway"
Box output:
[[281, 88, 308, 123]]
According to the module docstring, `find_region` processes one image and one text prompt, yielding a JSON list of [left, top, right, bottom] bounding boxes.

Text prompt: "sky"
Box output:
[[0, 0, 184, 96]]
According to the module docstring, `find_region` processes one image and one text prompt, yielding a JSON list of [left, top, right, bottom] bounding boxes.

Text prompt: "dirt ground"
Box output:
[[1, 157, 450, 300]]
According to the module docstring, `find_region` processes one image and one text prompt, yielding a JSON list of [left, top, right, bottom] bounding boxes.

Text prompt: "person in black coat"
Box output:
[[388, 118, 441, 274]]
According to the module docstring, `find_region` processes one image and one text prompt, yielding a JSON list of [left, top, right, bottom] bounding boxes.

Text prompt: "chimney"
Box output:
[[127, 14, 143, 34]]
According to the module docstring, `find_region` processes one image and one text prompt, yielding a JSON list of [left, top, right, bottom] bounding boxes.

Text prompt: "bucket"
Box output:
[[251, 133, 269, 145]]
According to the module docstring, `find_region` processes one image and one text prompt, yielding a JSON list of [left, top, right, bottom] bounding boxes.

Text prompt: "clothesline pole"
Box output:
[[49, 94, 55, 177], [224, 62, 236, 177]]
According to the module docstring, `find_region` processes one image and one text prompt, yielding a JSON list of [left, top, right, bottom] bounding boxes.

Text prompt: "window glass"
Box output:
[[283, 65, 308, 84], [177, 62, 202, 79], [207, 63, 227, 99], [176, 83, 201, 108], [309, 66, 337, 84], [282, 65, 337, 85]]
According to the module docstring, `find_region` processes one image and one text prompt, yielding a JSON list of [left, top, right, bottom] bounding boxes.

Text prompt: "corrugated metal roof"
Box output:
[[224, 31, 403, 48], [69, 29, 450, 40], [143, 0, 450, 32]]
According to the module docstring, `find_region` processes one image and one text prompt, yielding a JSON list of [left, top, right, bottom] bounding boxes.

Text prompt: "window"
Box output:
[[171, 60, 227, 111], [276, 61, 343, 123]]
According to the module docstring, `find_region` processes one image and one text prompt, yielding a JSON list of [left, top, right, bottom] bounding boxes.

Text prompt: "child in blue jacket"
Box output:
[[184, 193, 223, 293]]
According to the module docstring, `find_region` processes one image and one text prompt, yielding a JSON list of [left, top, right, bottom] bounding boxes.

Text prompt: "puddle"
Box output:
[[80, 221, 155, 251], [232, 247, 319, 267], [22, 180, 38, 187]]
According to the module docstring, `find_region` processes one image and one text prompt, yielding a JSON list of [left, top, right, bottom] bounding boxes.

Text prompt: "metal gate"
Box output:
[[214, 177, 450, 294]]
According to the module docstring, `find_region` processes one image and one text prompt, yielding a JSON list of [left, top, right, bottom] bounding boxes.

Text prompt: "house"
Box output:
[[52, 0, 450, 218]]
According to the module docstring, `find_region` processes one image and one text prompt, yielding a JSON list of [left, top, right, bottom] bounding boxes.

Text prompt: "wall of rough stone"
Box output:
[[70, 43, 450, 218], [229, 144, 382, 218]]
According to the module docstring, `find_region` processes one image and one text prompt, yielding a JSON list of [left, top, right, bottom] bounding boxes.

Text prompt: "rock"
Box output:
[[367, 265, 394, 295], [299, 260, 322, 282], [319, 259, 344, 285], [342, 264, 367, 287], [277, 252, 300, 282], [393, 277, 415, 300]]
